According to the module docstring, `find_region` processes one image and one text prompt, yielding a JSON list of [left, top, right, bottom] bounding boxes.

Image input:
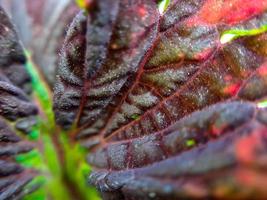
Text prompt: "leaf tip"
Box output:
[[257, 99, 267, 109], [220, 33, 236, 44], [158, 0, 170, 14]]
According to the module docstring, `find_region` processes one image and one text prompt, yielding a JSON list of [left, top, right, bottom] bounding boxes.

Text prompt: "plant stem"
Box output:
[[51, 131, 86, 200]]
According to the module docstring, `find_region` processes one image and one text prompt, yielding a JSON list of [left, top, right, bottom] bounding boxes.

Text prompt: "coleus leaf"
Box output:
[[54, 0, 160, 129], [89, 102, 267, 199], [54, 0, 267, 199], [0, 7, 38, 200]]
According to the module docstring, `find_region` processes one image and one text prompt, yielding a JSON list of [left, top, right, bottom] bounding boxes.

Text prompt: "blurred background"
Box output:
[[0, 0, 79, 87]]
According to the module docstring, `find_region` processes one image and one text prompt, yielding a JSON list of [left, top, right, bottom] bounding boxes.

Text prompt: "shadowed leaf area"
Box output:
[[0, 7, 39, 200], [52, 0, 267, 199]]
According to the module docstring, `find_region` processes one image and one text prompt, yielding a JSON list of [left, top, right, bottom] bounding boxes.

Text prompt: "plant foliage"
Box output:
[[0, 0, 267, 200], [54, 0, 267, 199]]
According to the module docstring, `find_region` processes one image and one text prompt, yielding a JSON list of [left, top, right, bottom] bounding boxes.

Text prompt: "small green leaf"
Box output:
[[15, 150, 45, 170], [220, 24, 267, 44], [158, 0, 170, 14], [257, 99, 267, 108]]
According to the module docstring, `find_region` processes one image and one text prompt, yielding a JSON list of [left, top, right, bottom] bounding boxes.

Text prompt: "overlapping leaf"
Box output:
[[0, 7, 38, 200], [89, 102, 267, 200], [28, 0, 79, 86], [54, 0, 160, 130], [0, 7, 32, 94], [54, 0, 267, 199]]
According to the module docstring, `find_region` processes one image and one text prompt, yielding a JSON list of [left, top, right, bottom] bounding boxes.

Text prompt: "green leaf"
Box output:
[[257, 99, 267, 108], [220, 24, 267, 44], [22, 176, 47, 200], [15, 150, 45, 171], [158, 0, 170, 14]]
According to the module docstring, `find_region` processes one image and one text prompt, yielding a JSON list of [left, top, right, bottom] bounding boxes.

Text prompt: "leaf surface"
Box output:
[[54, 0, 267, 199], [0, 7, 38, 200], [54, 0, 160, 130], [0, 7, 32, 94]]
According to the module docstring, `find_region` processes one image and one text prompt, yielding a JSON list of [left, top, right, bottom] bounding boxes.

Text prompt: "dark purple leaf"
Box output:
[[89, 103, 267, 200], [53, 0, 267, 199], [54, 0, 160, 129], [0, 7, 38, 200]]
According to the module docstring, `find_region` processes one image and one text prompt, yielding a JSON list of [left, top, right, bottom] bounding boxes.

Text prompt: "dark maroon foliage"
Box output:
[[0, 7, 38, 200], [54, 0, 267, 199], [54, 0, 159, 130]]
